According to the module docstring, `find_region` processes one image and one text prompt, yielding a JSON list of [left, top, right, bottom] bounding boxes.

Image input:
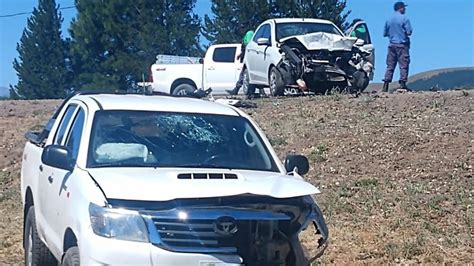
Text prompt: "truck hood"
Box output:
[[87, 168, 320, 201], [280, 32, 357, 51]]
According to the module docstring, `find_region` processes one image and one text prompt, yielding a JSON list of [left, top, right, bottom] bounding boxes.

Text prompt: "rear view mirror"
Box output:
[[285, 155, 309, 175], [41, 145, 74, 171], [355, 39, 365, 46], [257, 38, 270, 46]]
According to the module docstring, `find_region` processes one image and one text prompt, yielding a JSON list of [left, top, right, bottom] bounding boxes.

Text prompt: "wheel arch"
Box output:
[[170, 78, 197, 94], [63, 228, 78, 253]]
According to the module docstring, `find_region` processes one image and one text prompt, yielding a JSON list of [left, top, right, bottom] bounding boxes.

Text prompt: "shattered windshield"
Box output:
[[276, 22, 342, 41], [87, 111, 278, 172]]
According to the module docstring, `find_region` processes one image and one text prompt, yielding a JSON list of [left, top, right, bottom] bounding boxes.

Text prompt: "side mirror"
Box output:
[[257, 37, 270, 46], [198, 58, 204, 64], [355, 39, 365, 46], [285, 155, 309, 175], [41, 145, 74, 171]]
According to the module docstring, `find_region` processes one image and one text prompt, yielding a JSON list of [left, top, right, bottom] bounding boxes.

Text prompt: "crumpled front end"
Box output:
[[277, 33, 373, 94], [109, 195, 328, 266]]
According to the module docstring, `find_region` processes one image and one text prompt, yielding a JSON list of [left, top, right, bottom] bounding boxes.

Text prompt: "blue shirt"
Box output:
[[384, 12, 413, 45]]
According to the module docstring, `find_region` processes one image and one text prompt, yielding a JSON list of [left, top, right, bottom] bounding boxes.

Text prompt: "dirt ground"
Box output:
[[0, 91, 472, 264]]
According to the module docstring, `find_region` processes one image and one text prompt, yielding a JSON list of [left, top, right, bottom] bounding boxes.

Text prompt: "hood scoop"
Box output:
[[177, 173, 238, 180]]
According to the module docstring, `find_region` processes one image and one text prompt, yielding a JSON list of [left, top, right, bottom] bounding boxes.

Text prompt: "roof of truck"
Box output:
[[74, 93, 240, 116], [267, 18, 335, 24]]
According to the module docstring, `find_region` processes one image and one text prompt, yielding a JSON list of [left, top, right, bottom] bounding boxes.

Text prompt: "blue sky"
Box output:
[[1, 0, 473, 88]]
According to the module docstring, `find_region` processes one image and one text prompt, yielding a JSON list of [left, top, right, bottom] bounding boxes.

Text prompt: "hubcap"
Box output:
[[27, 227, 33, 266], [176, 89, 188, 95], [270, 72, 276, 94]]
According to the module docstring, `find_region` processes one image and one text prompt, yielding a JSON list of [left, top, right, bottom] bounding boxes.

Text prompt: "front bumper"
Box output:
[[80, 232, 242, 265]]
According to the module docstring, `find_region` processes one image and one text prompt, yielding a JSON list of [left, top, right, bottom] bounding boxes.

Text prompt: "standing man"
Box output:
[[382, 2, 413, 92], [226, 29, 254, 95]]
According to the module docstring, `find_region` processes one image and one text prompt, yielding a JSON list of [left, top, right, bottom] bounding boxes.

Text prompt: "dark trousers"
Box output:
[[234, 68, 245, 91], [384, 44, 410, 82]]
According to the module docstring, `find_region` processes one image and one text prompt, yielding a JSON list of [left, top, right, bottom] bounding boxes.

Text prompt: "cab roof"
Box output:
[[267, 18, 335, 25], [74, 94, 240, 116]]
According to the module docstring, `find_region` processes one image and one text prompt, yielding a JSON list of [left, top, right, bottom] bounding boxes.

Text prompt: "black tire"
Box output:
[[24, 206, 57, 266], [62, 247, 80, 266], [351, 71, 369, 92], [242, 68, 250, 95], [172, 83, 196, 96], [269, 67, 285, 96]]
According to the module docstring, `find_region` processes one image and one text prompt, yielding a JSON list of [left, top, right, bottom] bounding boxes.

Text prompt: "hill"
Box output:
[[0, 87, 9, 98], [367, 67, 474, 92], [0, 91, 473, 263]]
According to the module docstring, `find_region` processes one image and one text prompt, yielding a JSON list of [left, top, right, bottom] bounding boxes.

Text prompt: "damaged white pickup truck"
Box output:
[[21, 92, 328, 265], [244, 18, 375, 95]]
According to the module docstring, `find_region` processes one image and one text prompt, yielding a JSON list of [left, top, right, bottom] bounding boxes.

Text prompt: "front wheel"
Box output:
[[269, 67, 285, 96], [62, 247, 80, 266], [24, 206, 57, 266]]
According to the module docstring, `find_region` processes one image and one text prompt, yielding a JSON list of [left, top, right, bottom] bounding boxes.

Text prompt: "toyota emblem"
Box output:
[[213, 216, 238, 235]]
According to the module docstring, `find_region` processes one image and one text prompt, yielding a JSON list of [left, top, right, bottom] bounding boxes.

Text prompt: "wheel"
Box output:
[[172, 83, 196, 96], [269, 67, 285, 96], [242, 68, 250, 95], [62, 247, 80, 266], [24, 206, 57, 266], [351, 71, 369, 92]]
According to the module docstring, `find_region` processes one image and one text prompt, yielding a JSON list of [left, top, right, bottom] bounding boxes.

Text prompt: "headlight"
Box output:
[[89, 203, 149, 242]]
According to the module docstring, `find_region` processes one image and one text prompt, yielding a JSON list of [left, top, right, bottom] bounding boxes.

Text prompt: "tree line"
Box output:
[[11, 0, 350, 99]]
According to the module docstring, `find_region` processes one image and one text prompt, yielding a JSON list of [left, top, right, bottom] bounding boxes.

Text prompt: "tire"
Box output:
[[351, 71, 369, 92], [172, 83, 196, 96], [62, 247, 80, 266], [269, 67, 285, 96], [242, 68, 250, 95], [24, 206, 57, 266]]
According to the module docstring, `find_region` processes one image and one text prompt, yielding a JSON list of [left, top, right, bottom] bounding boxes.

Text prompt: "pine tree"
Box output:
[[203, 0, 350, 44], [203, 0, 272, 44], [70, 0, 201, 92], [272, 0, 350, 29], [11, 0, 69, 99]]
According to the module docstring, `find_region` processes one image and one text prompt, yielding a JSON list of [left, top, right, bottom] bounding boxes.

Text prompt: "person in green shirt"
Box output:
[[226, 30, 254, 95]]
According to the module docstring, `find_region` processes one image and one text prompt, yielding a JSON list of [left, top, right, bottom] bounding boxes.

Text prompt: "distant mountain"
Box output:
[[0, 87, 9, 98], [367, 67, 474, 92]]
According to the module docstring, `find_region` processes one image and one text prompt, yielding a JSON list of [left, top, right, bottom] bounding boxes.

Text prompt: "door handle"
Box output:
[[47, 176, 53, 184], [39, 165, 43, 172], [208, 66, 215, 70]]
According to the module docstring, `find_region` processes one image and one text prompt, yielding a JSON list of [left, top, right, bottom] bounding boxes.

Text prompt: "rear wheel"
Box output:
[[62, 247, 80, 266], [172, 83, 196, 96], [24, 206, 57, 266], [269, 67, 285, 96]]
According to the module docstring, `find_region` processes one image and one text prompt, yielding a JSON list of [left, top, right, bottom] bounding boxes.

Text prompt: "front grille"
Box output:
[[142, 207, 291, 254], [152, 218, 235, 251]]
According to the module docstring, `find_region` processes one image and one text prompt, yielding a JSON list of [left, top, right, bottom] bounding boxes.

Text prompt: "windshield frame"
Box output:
[[275, 21, 343, 42], [86, 110, 280, 172]]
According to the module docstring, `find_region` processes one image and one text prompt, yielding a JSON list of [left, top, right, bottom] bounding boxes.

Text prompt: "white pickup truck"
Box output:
[[21, 92, 328, 265], [149, 44, 245, 95], [244, 18, 375, 95]]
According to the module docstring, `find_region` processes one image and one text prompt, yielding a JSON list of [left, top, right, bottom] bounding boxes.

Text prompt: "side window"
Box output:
[[65, 108, 85, 161], [212, 47, 237, 63], [252, 25, 267, 42], [351, 23, 371, 44], [54, 105, 77, 145], [262, 24, 271, 41]]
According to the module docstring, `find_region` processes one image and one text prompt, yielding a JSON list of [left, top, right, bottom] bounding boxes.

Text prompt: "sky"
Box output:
[[0, 0, 473, 89]]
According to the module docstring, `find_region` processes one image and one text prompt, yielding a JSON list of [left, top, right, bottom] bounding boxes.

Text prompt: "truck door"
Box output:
[[347, 21, 375, 80], [203, 45, 240, 94], [37, 104, 77, 253]]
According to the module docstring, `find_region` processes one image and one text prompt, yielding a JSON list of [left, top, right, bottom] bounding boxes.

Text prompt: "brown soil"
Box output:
[[1, 91, 472, 264]]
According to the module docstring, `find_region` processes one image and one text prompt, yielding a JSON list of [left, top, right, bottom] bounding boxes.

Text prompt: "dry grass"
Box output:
[[0, 91, 473, 264]]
